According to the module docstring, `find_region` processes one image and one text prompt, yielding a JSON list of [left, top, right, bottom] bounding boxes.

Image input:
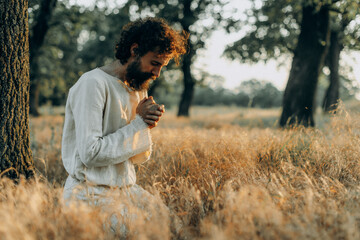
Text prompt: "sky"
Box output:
[[70, 0, 360, 91], [194, 29, 291, 90]]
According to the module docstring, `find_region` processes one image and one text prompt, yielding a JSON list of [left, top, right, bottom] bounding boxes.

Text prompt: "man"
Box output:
[[61, 18, 188, 232]]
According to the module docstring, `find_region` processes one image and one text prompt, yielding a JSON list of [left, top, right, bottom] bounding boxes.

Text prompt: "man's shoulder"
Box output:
[[71, 68, 108, 91], [79, 68, 107, 84]]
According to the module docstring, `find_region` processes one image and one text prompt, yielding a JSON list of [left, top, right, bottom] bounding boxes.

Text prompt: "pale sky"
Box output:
[[194, 29, 291, 90], [70, 0, 360, 91]]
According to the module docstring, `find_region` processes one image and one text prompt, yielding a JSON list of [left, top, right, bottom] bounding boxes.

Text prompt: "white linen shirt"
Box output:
[[62, 68, 152, 192]]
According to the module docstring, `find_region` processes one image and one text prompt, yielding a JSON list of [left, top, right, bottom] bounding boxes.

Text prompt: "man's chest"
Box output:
[[101, 88, 146, 134]]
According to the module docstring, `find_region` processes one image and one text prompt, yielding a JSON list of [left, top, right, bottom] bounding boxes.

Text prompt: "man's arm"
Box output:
[[69, 75, 152, 168]]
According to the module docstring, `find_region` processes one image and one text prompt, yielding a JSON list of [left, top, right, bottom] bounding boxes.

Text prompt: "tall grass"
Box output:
[[1, 104, 359, 239]]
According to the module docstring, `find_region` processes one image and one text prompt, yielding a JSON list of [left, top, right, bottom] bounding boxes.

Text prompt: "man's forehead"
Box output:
[[152, 52, 171, 65]]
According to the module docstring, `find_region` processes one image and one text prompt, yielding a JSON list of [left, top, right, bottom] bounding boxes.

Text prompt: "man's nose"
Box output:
[[152, 67, 161, 78]]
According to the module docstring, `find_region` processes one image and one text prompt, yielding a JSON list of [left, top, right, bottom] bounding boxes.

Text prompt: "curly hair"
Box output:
[[115, 17, 189, 65]]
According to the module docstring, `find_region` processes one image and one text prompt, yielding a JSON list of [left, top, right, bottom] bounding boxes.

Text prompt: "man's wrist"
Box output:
[[135, 114, 150, 129]]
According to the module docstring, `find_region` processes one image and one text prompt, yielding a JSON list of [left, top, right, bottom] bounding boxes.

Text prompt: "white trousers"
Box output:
[[63, 176, 175, 238]]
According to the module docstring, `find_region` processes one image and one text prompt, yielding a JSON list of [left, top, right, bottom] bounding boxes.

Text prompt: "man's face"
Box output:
[[125, 51, 170, 91]]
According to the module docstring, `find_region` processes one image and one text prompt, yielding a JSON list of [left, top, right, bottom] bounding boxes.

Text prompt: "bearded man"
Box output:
[[61, 18, 188, 232]]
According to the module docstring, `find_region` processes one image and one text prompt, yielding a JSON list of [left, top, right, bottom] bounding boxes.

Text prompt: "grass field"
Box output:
[[1, 103, 360, 239]]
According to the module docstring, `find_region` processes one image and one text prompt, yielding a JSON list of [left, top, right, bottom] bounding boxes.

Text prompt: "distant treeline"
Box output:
[[192, 82, 282, 108], [150, 76, 359, 109]]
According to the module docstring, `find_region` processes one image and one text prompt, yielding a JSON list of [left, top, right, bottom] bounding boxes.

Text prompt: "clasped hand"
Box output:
[[136, 96, 165, 129]]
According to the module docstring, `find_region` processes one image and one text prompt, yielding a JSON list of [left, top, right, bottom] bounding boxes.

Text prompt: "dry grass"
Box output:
[[1, 103, 360, 239]]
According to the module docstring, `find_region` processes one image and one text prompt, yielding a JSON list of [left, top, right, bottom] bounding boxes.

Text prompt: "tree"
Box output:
[[322, 10, 359, 112], [225, 0, 360, 126], [322, 29, 341, 112], [317, 72, 359, 107], [29, 0, 58, 116], [27, 1, 109, 107], [0, 0, 34, 179], [280, 4, 330, 126], [75, 4, 131, 71], [128, 0, 228, 116], [238, 79, 282, 108]]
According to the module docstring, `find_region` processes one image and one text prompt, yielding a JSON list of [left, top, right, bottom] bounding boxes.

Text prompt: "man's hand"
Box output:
[[136, 96, 165, 129]]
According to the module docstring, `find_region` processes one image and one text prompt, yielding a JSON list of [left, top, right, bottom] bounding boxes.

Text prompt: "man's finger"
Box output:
[[147, 96, 156, 104], [149, 122, 157, 129], [139, 97, 148, 105], [144, 119, 156, 125], [146, 115, 160, 121], [147, 110, 162, 116], [159, 104, 165, 113], [144, 100, 157, 108]]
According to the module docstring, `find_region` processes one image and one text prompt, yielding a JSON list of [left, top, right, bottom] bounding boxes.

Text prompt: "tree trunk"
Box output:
[[0, 0, 35, 179], [323, 30, 341, 113], [177, 49, 195, 116], [279, 5, 330, 127], [30, 82, 41, 116], [177, 0, 195, 117], [29, 0, 58, 116]]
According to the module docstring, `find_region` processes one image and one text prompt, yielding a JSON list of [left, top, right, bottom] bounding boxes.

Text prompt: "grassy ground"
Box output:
[[1, 103, 360, 239]]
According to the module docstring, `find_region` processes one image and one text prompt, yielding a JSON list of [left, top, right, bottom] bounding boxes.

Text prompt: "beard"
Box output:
[[125, 58, 155, 91]]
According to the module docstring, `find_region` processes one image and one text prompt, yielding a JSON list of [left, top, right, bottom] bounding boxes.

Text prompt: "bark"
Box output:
[[177, 0, 195, 117], [280, 5, 330, 127], [323, 30, 341, 113], [29, 0, 58, 116], [0, 0, 35, 179]]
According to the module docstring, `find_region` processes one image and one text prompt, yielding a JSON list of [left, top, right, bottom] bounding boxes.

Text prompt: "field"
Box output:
[[1, 103, 360, 239]]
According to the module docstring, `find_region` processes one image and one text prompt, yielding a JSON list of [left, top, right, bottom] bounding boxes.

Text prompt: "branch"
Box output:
[[328, 7, 347, 15]]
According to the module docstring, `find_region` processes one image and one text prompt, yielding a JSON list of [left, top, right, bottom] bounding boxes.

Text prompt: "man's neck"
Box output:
[[100, 60, 127, 81]]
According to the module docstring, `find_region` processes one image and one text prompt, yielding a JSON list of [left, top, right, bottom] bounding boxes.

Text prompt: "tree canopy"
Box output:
[[224, 0, 360, 63]]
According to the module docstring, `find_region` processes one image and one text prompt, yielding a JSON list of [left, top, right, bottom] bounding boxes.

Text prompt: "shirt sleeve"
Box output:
[[69, 74, 152, 168]]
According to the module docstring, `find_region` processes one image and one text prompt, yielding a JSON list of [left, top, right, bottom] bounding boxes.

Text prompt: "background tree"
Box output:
[[224, 0, 360, 126], [29, 0, 58, 116], [0, 0, 34, 179], [322, 9, 359, 112], [27, 1, 114, 108], [28, 0, 91, 109], [317, 72, 360, 107], [280, 3, 330, 127], [237, 79, 282, 108], [75, 3, 131, 70]]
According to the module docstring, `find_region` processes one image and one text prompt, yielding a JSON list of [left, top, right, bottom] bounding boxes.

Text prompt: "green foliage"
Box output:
[[29, 0, 86, 104], [224, 0, 360, 63], [29, 0, 131, 105], [76, 3, 131, 70], [224, 0, 301, 63]]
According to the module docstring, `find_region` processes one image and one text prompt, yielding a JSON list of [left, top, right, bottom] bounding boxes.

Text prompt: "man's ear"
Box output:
[[130, 43, 139, 57]]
